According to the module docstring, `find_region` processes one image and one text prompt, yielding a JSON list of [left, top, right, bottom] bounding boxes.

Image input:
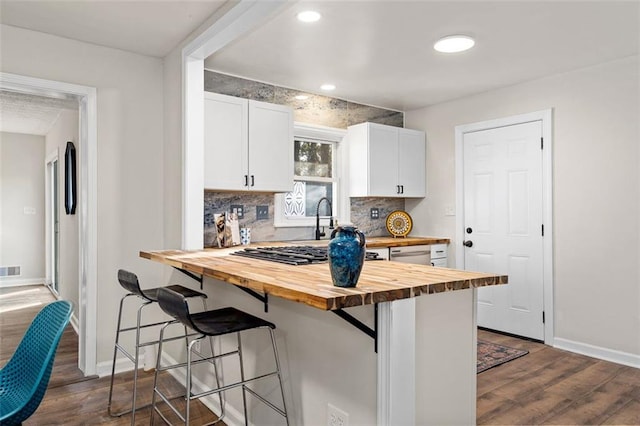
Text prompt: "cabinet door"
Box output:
[[398, 128, 426, 197], [248, 100, 294, 192], [204, 93, 248, 190], [368, 123, 400, 197]]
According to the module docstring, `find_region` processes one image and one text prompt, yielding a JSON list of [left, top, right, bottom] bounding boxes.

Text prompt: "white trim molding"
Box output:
[[0, 72, 98, 376], [455, 109, 554, 345], [554, 338, 640, 369]]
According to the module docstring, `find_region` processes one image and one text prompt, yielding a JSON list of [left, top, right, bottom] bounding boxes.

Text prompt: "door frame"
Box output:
[[455, 109, 554, 345], [45, 149, 59, 295], [1, 72, 98, 375]]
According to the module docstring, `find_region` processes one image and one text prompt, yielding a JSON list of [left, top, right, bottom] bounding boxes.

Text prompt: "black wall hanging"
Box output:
[[64, 141, 76, 215]]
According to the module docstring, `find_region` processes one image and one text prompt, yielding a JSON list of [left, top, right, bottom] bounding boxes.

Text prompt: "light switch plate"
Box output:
[[445, 206, 456, 216]]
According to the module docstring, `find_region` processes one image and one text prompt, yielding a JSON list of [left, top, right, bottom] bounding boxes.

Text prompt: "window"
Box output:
[[275, 124, 345, 227]]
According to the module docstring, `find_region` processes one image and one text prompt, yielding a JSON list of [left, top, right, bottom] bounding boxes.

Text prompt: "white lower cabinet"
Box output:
[[430, 243, 448, 267], [204, 92, 293, 192]]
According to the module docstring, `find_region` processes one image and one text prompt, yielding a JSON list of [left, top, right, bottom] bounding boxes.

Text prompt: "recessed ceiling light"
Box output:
[[295, 95, 309, 100], [297, 10, 321, 23], [320, 83, 336, 91], [434, 35, 475, 53]]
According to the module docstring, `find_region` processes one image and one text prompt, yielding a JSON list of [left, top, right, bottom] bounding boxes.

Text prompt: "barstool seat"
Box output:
[[151, 287, 289, 425], [107, 269, 209, 425]]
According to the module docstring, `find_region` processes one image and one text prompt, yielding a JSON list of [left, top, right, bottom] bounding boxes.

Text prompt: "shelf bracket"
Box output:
[[333, 304, 378, 353], [173, 267, 203, 290], [235, 287, 269, 313]]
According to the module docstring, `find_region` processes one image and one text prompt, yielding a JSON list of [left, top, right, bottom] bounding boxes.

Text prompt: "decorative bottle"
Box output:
[[327, 226, 366, 288]]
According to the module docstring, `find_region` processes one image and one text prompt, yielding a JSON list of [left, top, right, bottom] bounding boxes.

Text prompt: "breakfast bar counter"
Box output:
[[140, 245, 507, 425], [140, 247, 506, 310]]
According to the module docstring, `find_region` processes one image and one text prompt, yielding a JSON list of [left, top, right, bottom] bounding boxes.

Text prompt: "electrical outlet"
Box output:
[[327, 403, 348, 426], [370, 208, 380, 219], [256, 205, 269, 220], [231, 204, 244, 219]]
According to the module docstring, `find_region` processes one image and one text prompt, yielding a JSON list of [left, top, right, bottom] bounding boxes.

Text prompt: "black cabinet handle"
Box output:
[[400, 185, 404, 194], [251, 175, 255, 187], [244, 175, 248, 187]]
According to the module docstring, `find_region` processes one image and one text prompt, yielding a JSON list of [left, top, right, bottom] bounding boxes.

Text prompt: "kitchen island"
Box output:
[[141, 244, 507, 425]]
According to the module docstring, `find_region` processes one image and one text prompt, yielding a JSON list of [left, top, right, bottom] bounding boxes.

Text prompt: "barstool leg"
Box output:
[[108, 294, 128, 416], [269, 328, 290, 426], [201, 299, 225, 423], [237, 332, 249, 426], [150, 321, 170, 425], [130, 301, 150, 425]]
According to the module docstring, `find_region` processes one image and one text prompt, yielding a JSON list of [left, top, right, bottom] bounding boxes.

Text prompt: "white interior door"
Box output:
[[463, 121, 544, 340]]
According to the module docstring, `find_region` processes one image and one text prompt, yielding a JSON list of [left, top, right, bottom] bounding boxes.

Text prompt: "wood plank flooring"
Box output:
[[0, 285, 222, 425], [477, 329, 640, 425], [2, 285, 639, 425]]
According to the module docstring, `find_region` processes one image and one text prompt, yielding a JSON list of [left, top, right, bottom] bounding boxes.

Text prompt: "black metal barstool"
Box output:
[[151, 287, 289, 426], [108, 269, 214, 425]]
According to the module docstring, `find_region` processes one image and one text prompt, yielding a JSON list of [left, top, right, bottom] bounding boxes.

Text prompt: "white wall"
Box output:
[[0, 132, 45, 285], [45, 109, 79, 307], [0, 24, 165, 364], [405, 56, 640, 357]]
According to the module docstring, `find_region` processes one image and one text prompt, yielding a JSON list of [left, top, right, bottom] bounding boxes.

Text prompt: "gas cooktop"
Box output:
[[231, 245, 381, 266]]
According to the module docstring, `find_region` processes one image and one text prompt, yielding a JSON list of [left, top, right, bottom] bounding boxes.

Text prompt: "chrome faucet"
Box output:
[[315, 197, 334, 240]]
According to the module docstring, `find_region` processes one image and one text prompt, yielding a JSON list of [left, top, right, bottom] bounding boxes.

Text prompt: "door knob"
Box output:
[[466, 227, 473, 234], [463, 240, 473, 248]]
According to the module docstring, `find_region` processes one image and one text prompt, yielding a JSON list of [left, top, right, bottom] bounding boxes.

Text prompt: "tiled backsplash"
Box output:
[[203, 70, 406, 246], [204, 192, 405, 246]]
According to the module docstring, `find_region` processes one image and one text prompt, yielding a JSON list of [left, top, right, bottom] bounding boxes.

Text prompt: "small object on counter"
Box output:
[[214, 212, 240, 248], [240, 227, 251, 245], [328, 225, 366, 288], [385, 210, 413, 238]]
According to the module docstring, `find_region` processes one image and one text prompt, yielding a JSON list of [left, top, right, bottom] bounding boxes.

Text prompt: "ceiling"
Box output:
[[0, 91, 78, 136], [0, 0, 227, 58], [0, 1, 637, 115], [205, 1, 640, 111]]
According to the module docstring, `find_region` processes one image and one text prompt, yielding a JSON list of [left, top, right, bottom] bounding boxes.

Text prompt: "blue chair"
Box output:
[[0, 300, 73, 425]]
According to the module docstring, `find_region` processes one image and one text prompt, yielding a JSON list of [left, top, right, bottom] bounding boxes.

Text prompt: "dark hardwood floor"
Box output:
[[2, 285, 639, 425], [0, 285, 222, 425]]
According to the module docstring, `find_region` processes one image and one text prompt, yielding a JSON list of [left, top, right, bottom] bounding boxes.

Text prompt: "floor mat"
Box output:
[[477, 340, 529, 373]]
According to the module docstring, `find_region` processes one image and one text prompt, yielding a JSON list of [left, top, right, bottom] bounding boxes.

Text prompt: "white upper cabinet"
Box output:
[[204, 92, 293, 192], [348, 122, 426, 198]]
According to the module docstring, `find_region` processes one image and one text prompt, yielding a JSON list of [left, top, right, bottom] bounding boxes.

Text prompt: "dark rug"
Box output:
[[477, 340, 529, 373]]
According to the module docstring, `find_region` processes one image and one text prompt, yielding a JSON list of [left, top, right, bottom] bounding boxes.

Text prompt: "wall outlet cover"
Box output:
[[230, 204, 244, 219], [256, 205, 269, 220], [370, 208, 380, 219]]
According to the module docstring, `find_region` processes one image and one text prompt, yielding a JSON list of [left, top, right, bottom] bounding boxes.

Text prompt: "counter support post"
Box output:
[[377, 298, 415, 426]]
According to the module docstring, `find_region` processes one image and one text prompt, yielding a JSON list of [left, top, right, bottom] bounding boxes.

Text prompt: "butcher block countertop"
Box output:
[[140, 243, 506, 311]]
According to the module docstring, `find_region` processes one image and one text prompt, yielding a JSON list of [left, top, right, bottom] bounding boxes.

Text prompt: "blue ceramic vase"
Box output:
[[327, 226, 366, 288]]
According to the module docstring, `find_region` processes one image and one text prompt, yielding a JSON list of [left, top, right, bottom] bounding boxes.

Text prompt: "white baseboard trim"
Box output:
[[554, 337, 640, 369], [160, 352, 246, 426], [0, 277, 46, 287]]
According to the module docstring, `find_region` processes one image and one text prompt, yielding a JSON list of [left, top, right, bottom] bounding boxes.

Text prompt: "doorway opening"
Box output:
[[0, 72, 98, 375]]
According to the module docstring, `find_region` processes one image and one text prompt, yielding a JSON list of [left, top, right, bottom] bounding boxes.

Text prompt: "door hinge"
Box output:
[[541, 224, 544, 236], [542, 311, 546, 323], [541, 137, 544, 150]]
